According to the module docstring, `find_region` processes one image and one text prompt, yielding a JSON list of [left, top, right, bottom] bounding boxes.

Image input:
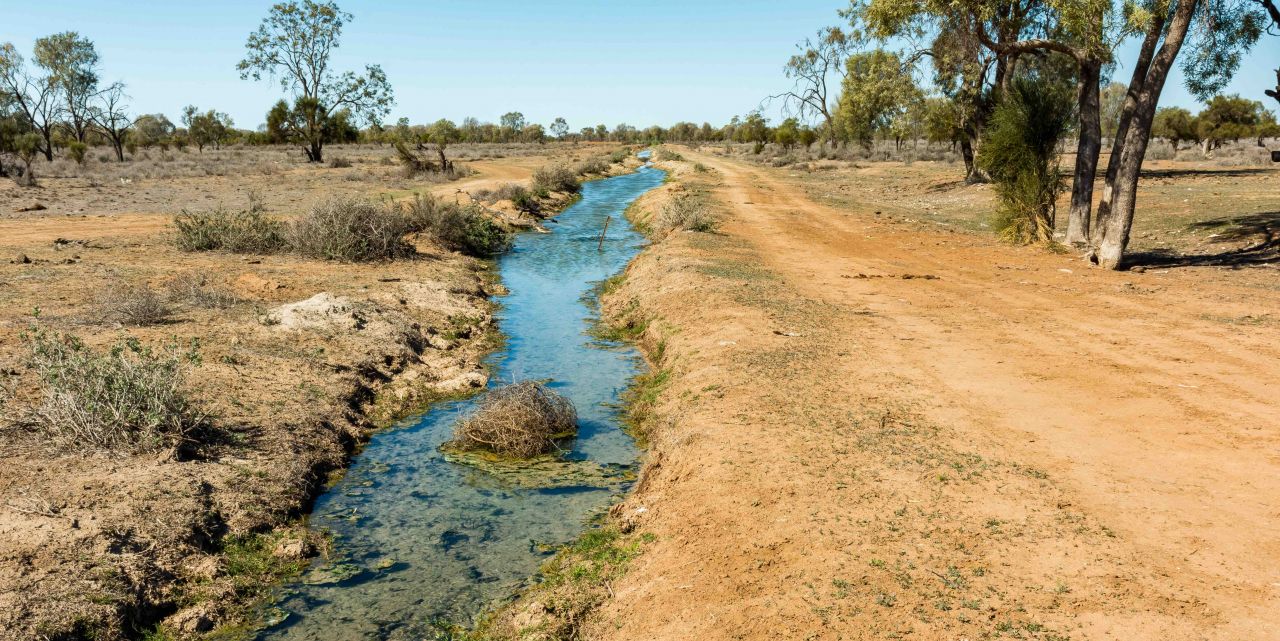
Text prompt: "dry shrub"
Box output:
[[449, 381, 578, 458], [289, 197, 415, 262], [574, 156, 610, 175], [98, 282, 173, 326], [166, 273, 240, 309], [401, 193, 512, 256], [172, 206, 288, 253], [328, 156, 352, 168], [18, 325, 207, 455], [656, 194, 716, 232], [532, 164, 582, 194]]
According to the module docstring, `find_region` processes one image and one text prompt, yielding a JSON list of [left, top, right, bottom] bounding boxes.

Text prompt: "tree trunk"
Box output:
[[960, 135, 977, 181], [1092, 10, 1166, 250], [307, 140, 323, 163], [1094, 0, 1198, 270], [1067, 58, 1102, 246], [1201, 138, 1213, 156]]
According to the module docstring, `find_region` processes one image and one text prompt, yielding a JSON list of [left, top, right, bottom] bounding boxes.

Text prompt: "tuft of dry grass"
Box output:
[[165, 273, 240, 309], [656, 194, 716, 233], [97, 282, 173, 326], [448, 381, 578, 458], [172, 206, 288, 254]]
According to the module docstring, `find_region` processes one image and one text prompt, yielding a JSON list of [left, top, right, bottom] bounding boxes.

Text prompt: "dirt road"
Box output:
[[592, 151, 1280, 639]]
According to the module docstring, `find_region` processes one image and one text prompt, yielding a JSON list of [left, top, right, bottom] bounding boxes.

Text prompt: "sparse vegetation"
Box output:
[[172, 205, 288, 253], [17, 324, 207, 455], [97, 281, 173, 326], [289, 196, 414, 262], [532, 163, 582, 194], [447, 380, 578, 458]]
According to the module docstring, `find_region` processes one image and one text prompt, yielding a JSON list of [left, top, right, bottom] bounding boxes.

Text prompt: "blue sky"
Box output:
[[4, 1, 1278, 131]]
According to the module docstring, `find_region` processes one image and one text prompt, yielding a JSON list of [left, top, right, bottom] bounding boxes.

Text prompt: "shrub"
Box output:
[[656, 148, 684, 161], [481, 182, 539, 214], [607, 149, 630, 164], [656, 194, 716, 232], [977, 76, 1075, 245], [531, 164, 582, 194], [67, 141, 88, 165], [328, 156, 352, 168], [289, 197, 414, 262], [166, 273, 240, 309], [448, 381, 577, 458], [402, 194, 512, 256], [574, 156, 610, 175], [172, 207, 288, 253], [19, 325, 207, 455], [98, 282, 173, 326]]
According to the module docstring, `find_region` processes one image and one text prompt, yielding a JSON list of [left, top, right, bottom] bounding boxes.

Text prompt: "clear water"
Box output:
[[260, 161, 666, 640]]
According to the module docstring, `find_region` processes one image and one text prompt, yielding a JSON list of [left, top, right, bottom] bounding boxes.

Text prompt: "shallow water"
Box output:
[[260, 161, 666, 640]]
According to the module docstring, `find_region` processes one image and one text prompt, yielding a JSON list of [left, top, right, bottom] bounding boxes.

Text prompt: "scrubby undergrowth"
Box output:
[[447, 381, 578, 458]]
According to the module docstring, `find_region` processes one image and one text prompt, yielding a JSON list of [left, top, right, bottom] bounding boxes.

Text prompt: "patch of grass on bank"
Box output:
[[467, 525, 656, 641]]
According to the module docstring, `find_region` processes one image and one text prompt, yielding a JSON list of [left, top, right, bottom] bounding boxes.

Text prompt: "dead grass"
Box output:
[[448, 381, 578, 458], [97, 281, 173, 326]]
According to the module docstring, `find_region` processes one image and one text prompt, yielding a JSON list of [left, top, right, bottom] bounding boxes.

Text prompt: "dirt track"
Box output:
[[594, 150, 1280, 639]]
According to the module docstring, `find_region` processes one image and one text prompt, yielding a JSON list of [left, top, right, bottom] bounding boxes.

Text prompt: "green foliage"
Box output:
[[66, 140, 86, 164], [401, 194, 512, 256], [836, 49, 920, 148], [181, 104, 233, 151], [977, 77, 1075, 244], [238, 1, 393, 161], [1197, 94, 1269, 146], [773, 117, 801, 149], [173, 206, 288, 254], [19, 323, 207, 455], [1152, 106, 1198, 148]]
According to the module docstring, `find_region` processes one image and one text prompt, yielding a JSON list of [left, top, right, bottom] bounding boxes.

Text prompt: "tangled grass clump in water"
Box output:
[[448, 381, 578, 458]]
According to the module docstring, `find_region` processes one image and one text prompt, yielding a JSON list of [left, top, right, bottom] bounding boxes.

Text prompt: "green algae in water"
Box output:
[[259, 163, 667, 640]]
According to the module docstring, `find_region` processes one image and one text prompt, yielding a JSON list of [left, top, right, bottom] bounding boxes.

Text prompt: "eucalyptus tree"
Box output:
[[771, 27, 861, 144], [33, 32, 99, 143], [237, 1, 393, 162], [0, 42, 61, 161], [90, 82, 134, 161], [1092, 0, 1266, 269], [550, 117, 569, 140], [836, 49, 921, 149]]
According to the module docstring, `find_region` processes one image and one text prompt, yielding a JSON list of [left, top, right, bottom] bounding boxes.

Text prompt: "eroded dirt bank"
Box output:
[[496, 149, 1280, 640], [0, 147, 630, 639]]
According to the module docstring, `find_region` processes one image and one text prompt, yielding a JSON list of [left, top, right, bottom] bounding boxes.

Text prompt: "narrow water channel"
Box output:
[[260, 158, 666, 640]]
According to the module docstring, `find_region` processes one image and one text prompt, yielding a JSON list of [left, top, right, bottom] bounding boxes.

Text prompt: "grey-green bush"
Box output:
[[173, 206, 288, 253], [402, 194, 512, 256], [289, 197, 415, 262], [20, 326, 207, 455], [656, 194, 716, 233]]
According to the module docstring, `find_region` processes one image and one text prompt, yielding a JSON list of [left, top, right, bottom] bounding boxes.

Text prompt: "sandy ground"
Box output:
[[0, 143, 620, 639], [583, 149, 1279, 640]]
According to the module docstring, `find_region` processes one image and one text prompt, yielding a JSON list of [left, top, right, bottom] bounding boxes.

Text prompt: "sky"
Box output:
[[4, 1, 1278, 131]]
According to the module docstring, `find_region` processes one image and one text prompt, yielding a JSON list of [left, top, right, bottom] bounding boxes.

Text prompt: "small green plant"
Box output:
[[402, 193, 512, 256], [19, 323, 207, 455]]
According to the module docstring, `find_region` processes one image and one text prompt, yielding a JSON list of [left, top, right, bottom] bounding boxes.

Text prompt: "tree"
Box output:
[[1258, 0, 1280, 105], [774, 117, 801, 149], [596, 123, 608, 140], [182, 105, 233, 152], [132, 113, 175, 148], [237, 1, 393, 162], [1099, 82, 1128, 140], [772, 27, 860, 144], [1092, 0, 1266, 269], [90, 82, 134, 161], [550, 116, 569, 140], [427, 118, 459, 167], [835, 49, 919, 149], [33, 32, 99, 143], [522, 123, 546, 143], [500, 111, 526, 140], [922, 97, 965, 148], [1196, 93, 1264, 152], [1152, 106, 1197, 149], [0, 42, 61, 161]]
